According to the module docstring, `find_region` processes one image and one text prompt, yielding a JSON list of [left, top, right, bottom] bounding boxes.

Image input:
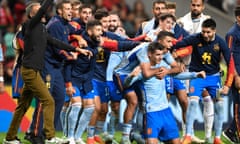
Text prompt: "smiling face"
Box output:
[[72, 4, 81, 18], [108, 14, 121, 32], [201, 27, 215, 42], [100, 16, 110, 32], [160, 17, 174, 32], [158, 36, 174, 52], [148, 49, 164, 65], [58, 3, 72, 21]]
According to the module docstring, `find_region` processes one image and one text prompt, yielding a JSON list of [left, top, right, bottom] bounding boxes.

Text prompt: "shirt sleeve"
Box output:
[[136, 43, 150, 63]]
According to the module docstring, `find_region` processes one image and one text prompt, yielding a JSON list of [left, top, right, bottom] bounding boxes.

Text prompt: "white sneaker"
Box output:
[[45, 137, 69, 144], [191, 135, 205, 143], [102, 133, 113, 141], [102, 133, 119, 144], [75, 138, 86, 144], [2, 139, 21, 144], [67, 137, 75, 144], [120, 137, 131, 144]]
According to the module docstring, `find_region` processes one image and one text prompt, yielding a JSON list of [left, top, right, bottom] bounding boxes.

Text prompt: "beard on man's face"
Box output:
[[191, 11, 201, 18], [108, 26, 118, 32], [91, 35, 101, 42]]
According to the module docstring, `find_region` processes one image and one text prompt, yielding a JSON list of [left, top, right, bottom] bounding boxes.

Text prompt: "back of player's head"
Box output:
[[148, 42, 165, 53], [157, 31, 174, 41], [234, 6, 240, 17], [202, 18, 216, 29], [158, 13, 176, 22], [94, 8, 109, 20], [25, 2, 40, 18], [86, 19, 101, 30], [166, 1, 176, 9]]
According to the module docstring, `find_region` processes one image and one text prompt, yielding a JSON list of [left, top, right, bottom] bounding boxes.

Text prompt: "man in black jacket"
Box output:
[[3, 1, 91, 143]]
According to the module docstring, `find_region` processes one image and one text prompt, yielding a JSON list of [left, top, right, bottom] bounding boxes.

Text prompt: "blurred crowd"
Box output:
[[0, 0, 150, 82], [207, 0, 239, 13], [1, 0, 239, 83]]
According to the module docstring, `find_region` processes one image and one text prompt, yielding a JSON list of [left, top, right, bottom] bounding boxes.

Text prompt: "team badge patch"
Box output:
[[189, 86, 195, 93], [46, 74, 51, 89], [213, 44, 220, 52]]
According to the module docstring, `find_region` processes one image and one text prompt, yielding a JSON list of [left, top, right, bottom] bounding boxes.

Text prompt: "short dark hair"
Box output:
[[166, 1, 176, 9], [148, 42, 165, 53], [153, 0, 167, 8], [234, 6, 240, 17], [191, 0, 205, 3], [86, 19, 102, 30], [79, 4, 92, 12], [158, 13, 176, 22], [94, 8, 109, 20], [202, 18, 216, 29], [157, 31, 174, 41], [56, 0, 71, 14], [71, 0, 82, 6]]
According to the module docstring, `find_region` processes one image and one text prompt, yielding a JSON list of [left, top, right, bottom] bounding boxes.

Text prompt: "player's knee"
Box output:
[[94, 104, 101, 113], [111, 106, 119, 115], [214, 100, 224, 114]]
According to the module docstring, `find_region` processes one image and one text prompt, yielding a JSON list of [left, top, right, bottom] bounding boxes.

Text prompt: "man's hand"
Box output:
[[156, 67, 169, 80], [78, 37, 88, 48], [129, 66, 141, 77], [196, 71, 206, 79], [65, 83, 76, 97], [220, 85, 229, 95], [76, 48, 93, 58]]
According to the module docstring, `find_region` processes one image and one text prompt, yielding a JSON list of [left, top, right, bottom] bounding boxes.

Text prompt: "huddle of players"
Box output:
[[11, 0, 235, 144]]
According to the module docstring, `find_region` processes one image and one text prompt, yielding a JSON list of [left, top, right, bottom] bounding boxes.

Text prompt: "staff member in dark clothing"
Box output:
[[3, 1, 92, 143]]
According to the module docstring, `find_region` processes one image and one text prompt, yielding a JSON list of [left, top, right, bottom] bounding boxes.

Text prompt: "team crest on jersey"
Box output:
[[46, 74, 51, 89], [197, 43, 203, 47], [96, 47, 105, 62], [213, 44, 220, 52], [189, 86, 195, 93]]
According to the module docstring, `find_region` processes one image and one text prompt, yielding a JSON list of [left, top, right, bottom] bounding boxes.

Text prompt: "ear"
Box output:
[[236, 15, 240, 21], [87, 29, 92, 36], [147, 52, 151, 58], [57, 9, 62, 15]]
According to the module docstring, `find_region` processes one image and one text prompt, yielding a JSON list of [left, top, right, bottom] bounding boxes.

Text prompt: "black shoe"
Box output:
[[31, 136, 44, 144], [24, 132, 44, 144], [129, 130, 134, 143], [24, 132, 32, 142], [222, 129, 240, 143], [129, 131, 145, 144]]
